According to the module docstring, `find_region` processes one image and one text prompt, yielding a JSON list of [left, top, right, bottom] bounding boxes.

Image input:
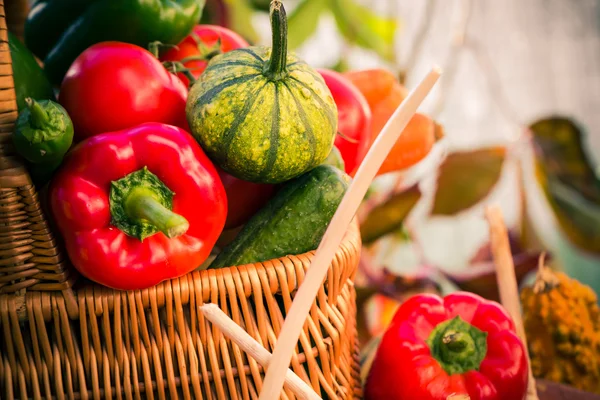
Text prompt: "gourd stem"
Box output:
[[25, 98, 49, 129], [124, 187, 190, 238], [265, 0, 288, 79]]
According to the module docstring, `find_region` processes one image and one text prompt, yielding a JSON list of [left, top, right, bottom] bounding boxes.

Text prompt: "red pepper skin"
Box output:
[[318, 69, 371, 175], [216, 167, 276, 229], [59, 42, 189, 142], [365, 292, 528, 400], [49, 123, 227, 290], [161, 25, 249, 87]]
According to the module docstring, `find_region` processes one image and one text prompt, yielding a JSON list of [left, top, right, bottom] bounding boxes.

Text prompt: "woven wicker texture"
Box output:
[[0, 0, 363, 398], [0, 223, 362, 399], [0, 0, 75, 296]]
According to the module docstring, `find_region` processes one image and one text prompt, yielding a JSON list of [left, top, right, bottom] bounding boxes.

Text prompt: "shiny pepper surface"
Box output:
[[50, 123, 227, 290], [365, 292, 529, 400]]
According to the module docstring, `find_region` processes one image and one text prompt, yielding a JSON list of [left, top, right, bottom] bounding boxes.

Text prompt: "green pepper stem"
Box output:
[[427, 316, 487, 375], [442, 330, 471, 352], [265, 0, 288, 80], [25, 98, 49, 129], [124, 187, 189, 238]]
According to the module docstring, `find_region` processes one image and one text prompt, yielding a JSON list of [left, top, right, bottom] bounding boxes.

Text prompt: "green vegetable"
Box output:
[[24, 0, 205, 84], [249, 0, 270, 11], [186, 0, 337, 184], [8, 32, 55, 112], [210, 165, 349, 269], [323, 145, 345, 171], [13, 98, 73, 164]]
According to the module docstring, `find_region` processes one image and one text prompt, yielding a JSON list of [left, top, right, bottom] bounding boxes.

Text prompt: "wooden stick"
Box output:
[[258, 67, 442, 400], [485, 205, 539, 400], [199, 304, 322, 400]]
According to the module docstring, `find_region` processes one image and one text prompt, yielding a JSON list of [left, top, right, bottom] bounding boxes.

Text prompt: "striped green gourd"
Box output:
[[186, 0, 338, 184]]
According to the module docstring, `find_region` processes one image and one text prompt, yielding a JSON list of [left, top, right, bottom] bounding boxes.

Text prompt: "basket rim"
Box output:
[[7, 218, 361, 321], [75, 217, 360, 295]]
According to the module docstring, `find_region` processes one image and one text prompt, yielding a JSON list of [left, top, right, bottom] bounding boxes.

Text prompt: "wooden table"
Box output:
[[538, 380, 600, 400]]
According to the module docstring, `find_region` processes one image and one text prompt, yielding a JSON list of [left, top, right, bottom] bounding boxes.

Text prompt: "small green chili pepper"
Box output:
[[13, 98, 74, 165]]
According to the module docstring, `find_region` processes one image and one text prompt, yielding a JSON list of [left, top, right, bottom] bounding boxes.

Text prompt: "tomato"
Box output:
[[217, 167, 276, 229], [378, 113, 436, 175], [344, 68, 402, 109], [369, 82, 409, 144], [345, 69, 434, 175], [345, 69, 408, 142], [318, 69, 372, 175], [59, 42, 188, 142], [161, 25, 249, 87]]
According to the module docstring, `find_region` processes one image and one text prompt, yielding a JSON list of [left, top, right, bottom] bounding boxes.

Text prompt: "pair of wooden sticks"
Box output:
[[200, 67, 538, 400], [200, 206, 538, 400]]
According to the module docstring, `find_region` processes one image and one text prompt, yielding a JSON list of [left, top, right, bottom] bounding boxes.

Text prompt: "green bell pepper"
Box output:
[[8, 32, 55, 112], [24, 0, 205, 85]]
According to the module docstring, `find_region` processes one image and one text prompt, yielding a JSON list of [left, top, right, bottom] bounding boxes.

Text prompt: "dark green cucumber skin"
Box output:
[[8, 32, 55, 112], [210, 165, 350, 269]]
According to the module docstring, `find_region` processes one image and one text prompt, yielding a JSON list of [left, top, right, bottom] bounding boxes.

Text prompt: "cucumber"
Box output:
[[322, 145, 345, 171], [210, 165, 350, 269]]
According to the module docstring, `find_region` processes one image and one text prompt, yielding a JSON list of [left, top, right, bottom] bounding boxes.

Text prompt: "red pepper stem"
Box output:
[[25, 98, 49, 129], [124, 187, 189, 238]]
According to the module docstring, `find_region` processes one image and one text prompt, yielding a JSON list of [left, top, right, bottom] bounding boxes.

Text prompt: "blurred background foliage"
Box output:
[[202, 0, 600, 317]]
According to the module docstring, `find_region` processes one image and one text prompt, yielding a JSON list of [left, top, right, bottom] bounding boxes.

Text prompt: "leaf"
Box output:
[[530, 117, 600, 254], [355, 285, 379, 345], [444, 250, 545, 302], [360, 185, 421, 244], [431, 147, 506, 216], [359, 334, 382, 385], [331, 57, 350, 73], [224, 0, 259, 44], [517, 162, 545, 252], [287, 0, 327, 50], [328, 0, 398, 61]]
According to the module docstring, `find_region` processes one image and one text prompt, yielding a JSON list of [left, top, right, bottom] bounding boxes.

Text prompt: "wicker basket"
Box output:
[[0, 2, 363, 399]]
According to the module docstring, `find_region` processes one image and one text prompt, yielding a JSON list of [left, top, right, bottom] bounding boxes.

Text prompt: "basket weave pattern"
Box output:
[[0, 0, 75, 297], [0, 1, 363, 398], [0, 237, 361, 399]]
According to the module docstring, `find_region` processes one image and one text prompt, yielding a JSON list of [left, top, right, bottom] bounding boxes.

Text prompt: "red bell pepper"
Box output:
[[49, 122, 227, 290], [59, 42, 189, 142], [161, 25, 249, 87], [318, 69, 372, 175], [365, 292, 529, 400]]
